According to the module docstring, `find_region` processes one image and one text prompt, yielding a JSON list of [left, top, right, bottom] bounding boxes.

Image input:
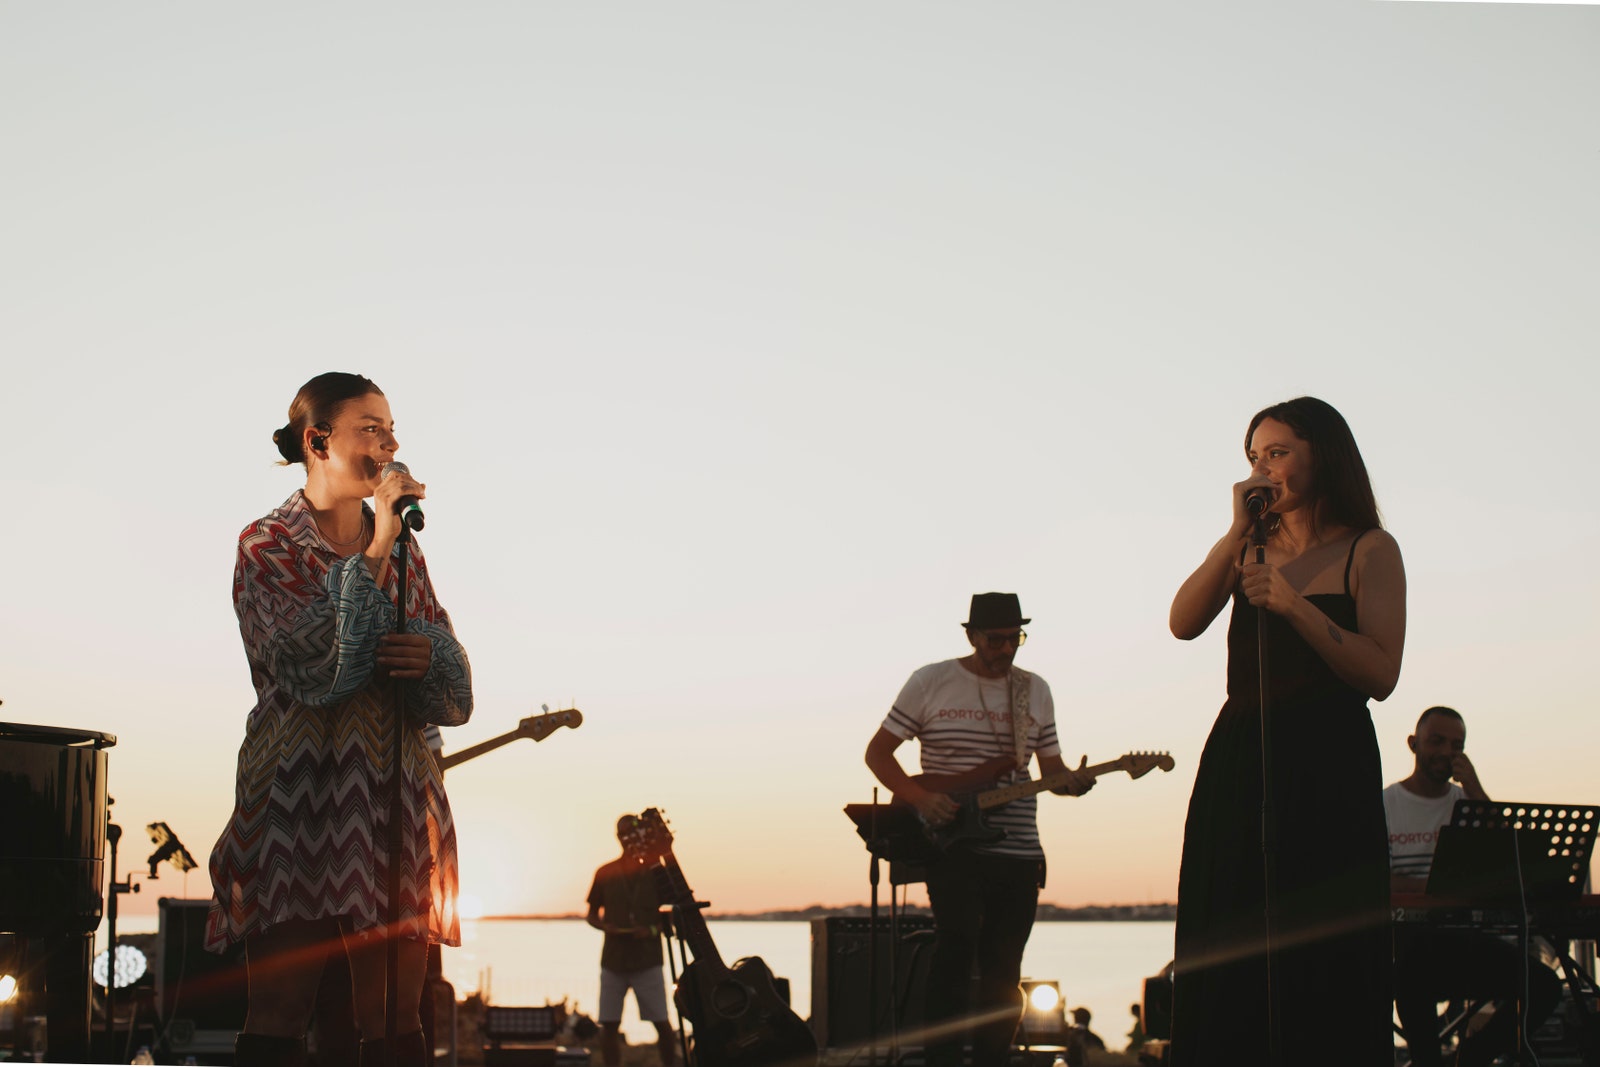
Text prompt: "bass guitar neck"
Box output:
[[437, 707, 582, 771]]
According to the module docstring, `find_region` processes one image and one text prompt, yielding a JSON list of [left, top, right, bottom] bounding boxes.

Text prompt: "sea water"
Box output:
[[98, 914, 1176, 1050], [448, 918, 1174, 1048]]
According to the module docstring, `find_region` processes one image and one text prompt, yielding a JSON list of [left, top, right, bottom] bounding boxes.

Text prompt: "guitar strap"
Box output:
[[1009, 666, 1033, 772]]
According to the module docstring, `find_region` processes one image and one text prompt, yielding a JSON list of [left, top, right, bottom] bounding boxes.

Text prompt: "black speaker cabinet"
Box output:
[[809, 916, 935, 1049], [157, 896, 248, 1052]]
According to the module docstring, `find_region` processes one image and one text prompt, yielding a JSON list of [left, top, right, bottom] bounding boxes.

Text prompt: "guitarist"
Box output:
[[864, 592, 1095, 1067]]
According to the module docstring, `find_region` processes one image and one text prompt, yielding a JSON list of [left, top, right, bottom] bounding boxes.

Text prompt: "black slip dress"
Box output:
[[1170, 531, 1392, 1066]]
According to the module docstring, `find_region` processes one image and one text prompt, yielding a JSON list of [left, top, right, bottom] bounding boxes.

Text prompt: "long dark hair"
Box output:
[[272, 372, 383, 465], [1245, 396, 1382, 532]]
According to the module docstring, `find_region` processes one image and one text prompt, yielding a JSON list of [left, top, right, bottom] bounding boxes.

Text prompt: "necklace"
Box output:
[[312, 511, 370, 550]]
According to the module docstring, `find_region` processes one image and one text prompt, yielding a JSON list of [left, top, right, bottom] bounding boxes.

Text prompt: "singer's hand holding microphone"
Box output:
[[1233, 475, 1297, 614], [370, 461, 426, 549], [1231, 474, 1276, 532], [370, 461, 433, 679]]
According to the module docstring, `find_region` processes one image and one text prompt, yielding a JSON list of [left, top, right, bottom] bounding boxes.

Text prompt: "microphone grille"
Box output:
[[382, 461, 410, 478]]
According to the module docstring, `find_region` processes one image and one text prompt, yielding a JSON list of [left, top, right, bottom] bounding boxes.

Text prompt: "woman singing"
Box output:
[[207, 372, 472, 1067], [1168, 397, 1405, 1065]]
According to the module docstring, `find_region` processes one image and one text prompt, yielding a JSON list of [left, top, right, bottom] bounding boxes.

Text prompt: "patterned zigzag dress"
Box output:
[[206, 490, 473, 952]]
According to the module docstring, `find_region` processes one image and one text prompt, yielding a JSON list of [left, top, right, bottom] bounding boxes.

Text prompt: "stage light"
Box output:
[[0, 974, 16, 1003], [1028, 983, 1060, 1013], [1019, 978, 1066, 1043], [92, 944, 148, 989]]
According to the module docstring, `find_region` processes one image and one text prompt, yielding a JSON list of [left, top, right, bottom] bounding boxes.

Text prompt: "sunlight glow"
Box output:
[[458, 894, 485, 921], [0, 975, 17, 1004]]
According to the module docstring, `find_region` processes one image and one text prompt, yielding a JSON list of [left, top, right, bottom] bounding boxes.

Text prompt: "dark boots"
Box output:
[[234, 1033, 308, 1067], [358, 1029, 428, 1067]]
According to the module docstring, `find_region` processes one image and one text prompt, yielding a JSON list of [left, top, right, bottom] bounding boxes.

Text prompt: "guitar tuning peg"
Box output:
[[541, 703, 550, 713]]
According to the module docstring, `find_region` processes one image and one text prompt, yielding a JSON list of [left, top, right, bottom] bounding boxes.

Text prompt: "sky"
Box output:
[[3, 2, 1598, 925]]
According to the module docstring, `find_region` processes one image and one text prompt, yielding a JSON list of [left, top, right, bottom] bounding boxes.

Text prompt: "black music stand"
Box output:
[[1427, 800, 1595, 904], [845, 801, 935, 1066], [1425, 800, 1597, 1066]]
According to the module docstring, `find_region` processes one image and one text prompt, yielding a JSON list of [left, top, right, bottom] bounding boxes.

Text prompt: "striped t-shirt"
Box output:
[[1383, 780, 1467, 883], [883, 658, 1061, 858]]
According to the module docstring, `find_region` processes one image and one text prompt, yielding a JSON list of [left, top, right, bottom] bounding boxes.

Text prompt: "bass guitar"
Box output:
[[900, 750, 1174, 853], [623, 808, 818, 1067], [437, 706, 582, 771]]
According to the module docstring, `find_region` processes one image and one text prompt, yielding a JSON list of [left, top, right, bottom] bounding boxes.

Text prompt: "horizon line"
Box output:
[[475, 901, 1180, 922]]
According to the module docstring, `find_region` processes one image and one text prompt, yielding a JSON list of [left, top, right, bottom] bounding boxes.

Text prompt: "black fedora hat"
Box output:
[[963, 592, 1030, 630]]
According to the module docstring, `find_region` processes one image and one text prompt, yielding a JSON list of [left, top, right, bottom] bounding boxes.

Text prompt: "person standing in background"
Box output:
[[587, 816, 678, 1067]]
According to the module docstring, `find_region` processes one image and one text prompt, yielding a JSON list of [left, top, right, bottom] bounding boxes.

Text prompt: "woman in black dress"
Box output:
[[1168, 397, 1406, 1065]]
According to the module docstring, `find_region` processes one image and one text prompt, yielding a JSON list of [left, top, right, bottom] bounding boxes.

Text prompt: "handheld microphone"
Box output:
[[1244, 488, 1271, 516], [381, 461, 426, 531]]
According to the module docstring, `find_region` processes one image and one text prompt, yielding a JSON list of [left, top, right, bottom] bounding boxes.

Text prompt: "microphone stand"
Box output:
[[1252, 509, 1283, 1067], [386, 523, 413, 1053]]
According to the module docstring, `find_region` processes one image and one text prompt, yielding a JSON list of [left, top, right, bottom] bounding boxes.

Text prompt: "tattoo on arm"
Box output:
[[1327, 623, 1344, 645]]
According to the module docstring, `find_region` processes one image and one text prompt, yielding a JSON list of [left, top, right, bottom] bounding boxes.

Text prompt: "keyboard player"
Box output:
[[1384, 704, 1562, 1067]]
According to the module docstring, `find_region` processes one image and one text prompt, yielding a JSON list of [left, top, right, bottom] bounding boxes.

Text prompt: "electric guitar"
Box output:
[[623, 808, 818, 1067], [436, 706, 582, 771], [900, 750, 1175, 852]]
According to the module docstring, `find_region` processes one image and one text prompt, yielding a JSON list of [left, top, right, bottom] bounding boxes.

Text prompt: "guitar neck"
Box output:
[[975, 759, 1128, 811], [437, 732, 518, 771], [655, 855, 728, 975]]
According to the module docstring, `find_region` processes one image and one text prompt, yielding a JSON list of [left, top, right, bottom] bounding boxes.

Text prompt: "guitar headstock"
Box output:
[[1117, 751, 1175, 779], [620, 807, 674, 868], [518, 705, 583, 742]]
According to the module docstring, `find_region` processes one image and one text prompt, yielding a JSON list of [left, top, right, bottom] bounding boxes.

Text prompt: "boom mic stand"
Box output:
[[1252, 509, 1283, 1067]]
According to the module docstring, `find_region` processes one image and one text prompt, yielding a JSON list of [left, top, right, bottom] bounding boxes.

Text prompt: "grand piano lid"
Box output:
[[0, 721, 117, 748]]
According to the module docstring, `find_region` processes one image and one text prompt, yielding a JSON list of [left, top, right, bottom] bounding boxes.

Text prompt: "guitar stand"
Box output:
[[663, 900, 711, 1067]]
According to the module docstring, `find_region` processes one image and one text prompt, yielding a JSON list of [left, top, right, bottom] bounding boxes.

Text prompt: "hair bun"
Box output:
[[273, 423, 304, 464]]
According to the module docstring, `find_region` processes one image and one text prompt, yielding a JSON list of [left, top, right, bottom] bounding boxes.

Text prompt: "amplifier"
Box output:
[[809, 916, 935, 1050], [156, 897, 247, 1055]]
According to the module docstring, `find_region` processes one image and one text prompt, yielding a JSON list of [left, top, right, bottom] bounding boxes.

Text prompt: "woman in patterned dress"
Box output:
[[207, 372, 473, 1067]]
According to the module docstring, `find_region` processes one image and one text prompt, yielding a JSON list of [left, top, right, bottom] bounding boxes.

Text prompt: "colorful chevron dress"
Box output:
[[206, 490, 473, 952]]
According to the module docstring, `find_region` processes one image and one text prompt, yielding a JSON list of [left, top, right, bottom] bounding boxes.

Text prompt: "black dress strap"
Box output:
[[1343, 529, 1372, 597]]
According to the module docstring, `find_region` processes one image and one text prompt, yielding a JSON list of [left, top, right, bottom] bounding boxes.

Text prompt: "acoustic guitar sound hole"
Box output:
[[710, 980, 753, 1018]]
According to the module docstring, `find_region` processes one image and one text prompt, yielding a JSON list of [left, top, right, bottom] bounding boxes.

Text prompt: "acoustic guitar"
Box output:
[[623, 808, 818, 1067]]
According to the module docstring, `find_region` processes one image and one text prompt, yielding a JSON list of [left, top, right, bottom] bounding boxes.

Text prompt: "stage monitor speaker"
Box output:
[[157, 897, 248, 1037], [809, 916, 935, 1050]]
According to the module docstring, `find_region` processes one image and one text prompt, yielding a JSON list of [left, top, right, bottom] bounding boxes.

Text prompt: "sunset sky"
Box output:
[[3, 2, 1597, 924]]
